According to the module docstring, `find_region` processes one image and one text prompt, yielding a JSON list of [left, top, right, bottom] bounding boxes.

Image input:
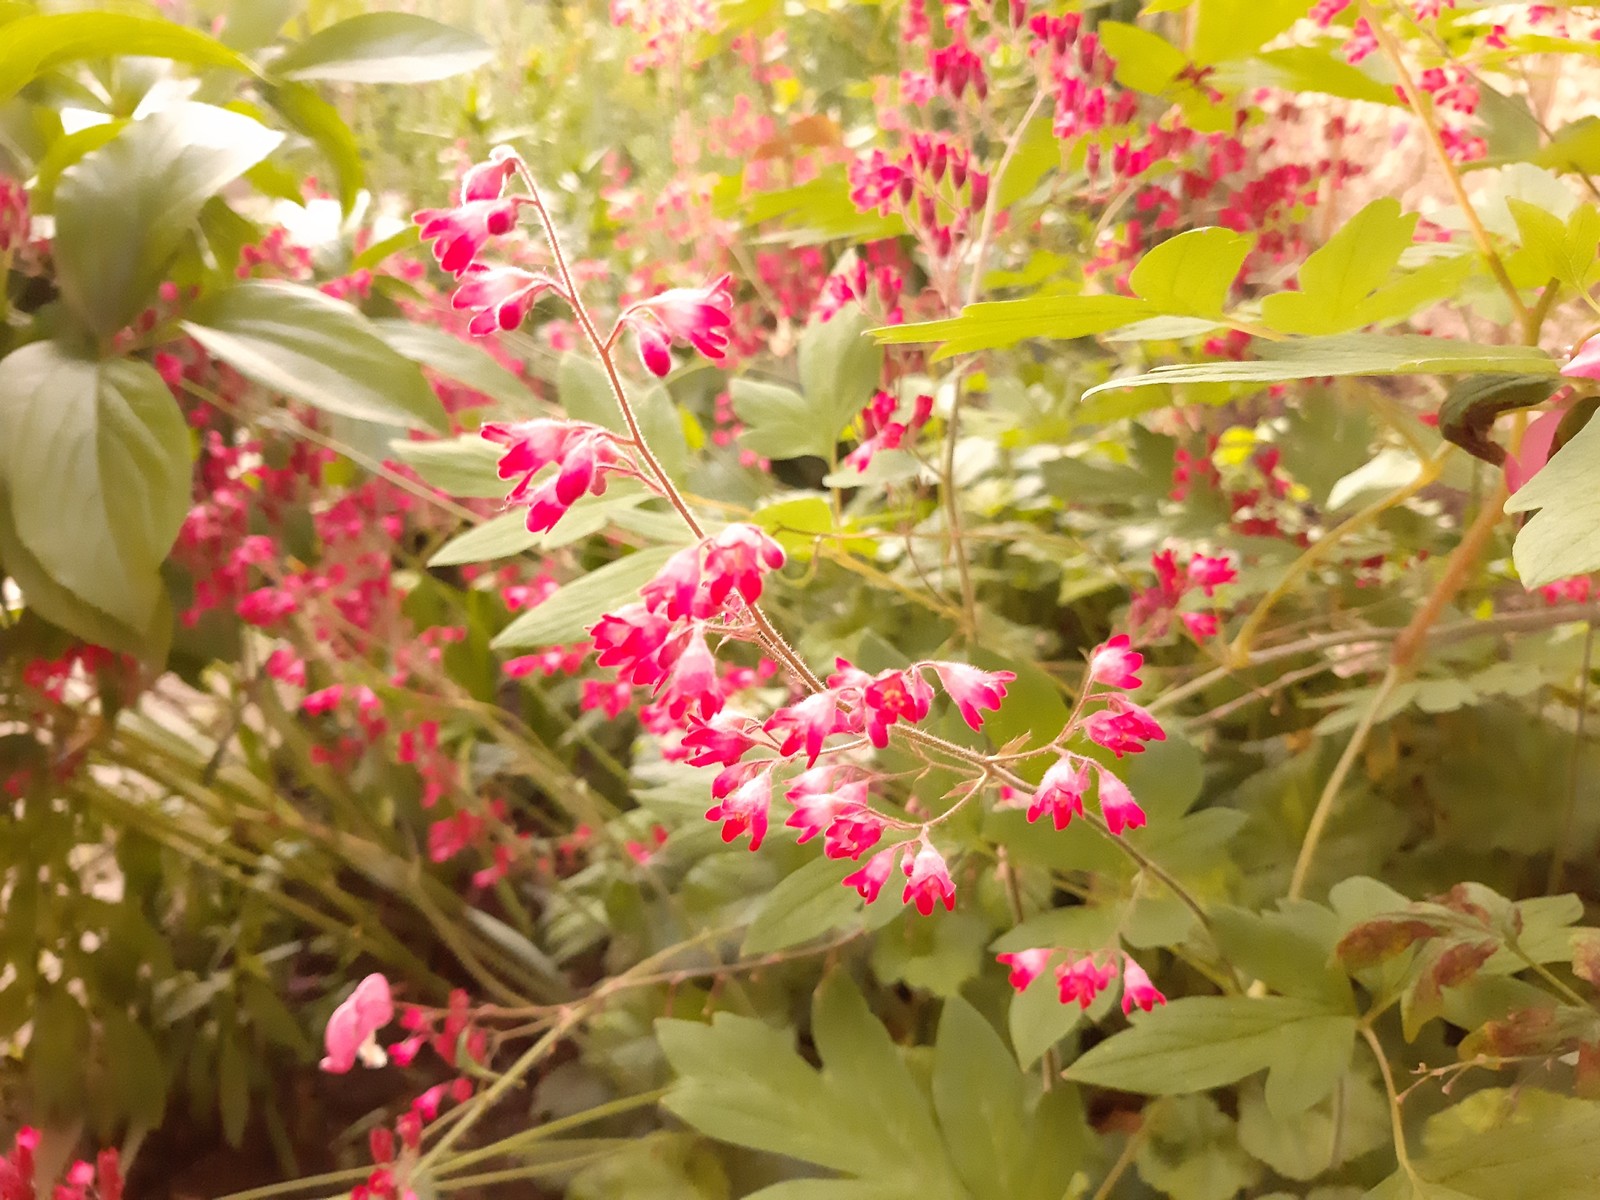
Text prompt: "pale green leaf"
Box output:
[[732, 378, 833, 460], [1129, 228, 1253, 318], [799, 305, 885, 438], [370, 319, 534, 412], [390, 435, 507, 498], [873, 294, 1152, 358], [272, 12, 491, 83], [1260, 200, 1419, 335], [1504, 414, 1600, 586], [492, 545, 682, 650]]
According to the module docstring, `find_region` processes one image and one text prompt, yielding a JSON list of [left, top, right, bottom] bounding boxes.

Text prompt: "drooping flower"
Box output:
[[1083, 696, 1166, 757], [1056, 955, 1116, 1009], [619, 275, 735, 376], [1088, 634, 1142, 690], [451, 264, 559, 336], [843, 844, 901, 902], [996, 948, 1053, 992], [702, 523, 786, 608], [861, 668, 935, 746], [321, 973, 395, 1073], [823, 808, 885, 860], [1096, 771, 1147, 835], [480, 419, 629, 532], [641, 544, 706, 620], [1187, 553, 1237, 597], [1027, 757, 1089, 831], [1179, 611, 1220, 641], [655, 626, 722, 721], [1120, 956, 1167, 1014], [926, 662, 1015, 731], [901, 841, 957, 915], [1564, 336, 1600, 380], [681, 711, 758, 767], [765, 689, 852, 765], [705, 768, 771, 849], [460, 150, 518, 202], [590, 603, 677, 685], [414, 199, 519, 276]]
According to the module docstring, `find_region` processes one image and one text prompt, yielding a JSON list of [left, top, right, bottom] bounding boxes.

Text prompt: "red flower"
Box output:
[[843, 844, 900, 902], [619, 275, 735, 376], [1083, 696, 1166, 757], [765, 689, 853, 765], [1187, 553, 1237, 596], [1027, 757, 1089, 831], [451, 264, 559, 335], [901, 841, 956, 915], [1056, 955, 1116, 1009], [861, 668, 934, 746], [702, 523, 785, 608], [460, 151, 518, 202], [1088, 633, 1142, 690], [641, 544, 706, 620], [681, 711, 758, 767], [1179, 611, 1220, 641], [926, 662, 1014, 731], [705, 768, 771, 850], [1096, 771, 1147, 835], [996, 948, 1053, 992], [655, 626, 721, 721], [1120, 956, 1167, 1014], [414, 198, 518, 276], [590, 603, 677, 686]]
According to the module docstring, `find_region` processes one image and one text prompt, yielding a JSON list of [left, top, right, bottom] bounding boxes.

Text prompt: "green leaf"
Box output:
[[1533, 116, 1600, 176], [1085, 334, 1558, 398], [1192, 0, 1313, 64], [873, 294, 1152, 358], [799, 305, 885, 440], [492, 545, 682, 650], [1260, 199, 1420, 335], [0, 344, 191, 634], [1209, 902, 1353, 1010], [1237, 1071, 1388, 1180], [1007, 972, 1086, 1069], [265, 81, 364, 215], [390, 435, 507, 497], [1402, 1088, 1600, 1200], [55, 104, 282, 336], [732, 378, 833, 460], [1129, 228, 1253, 318], [1242, 47, 1403, 107], [741, 854, 874, 955], [183, 281, 449, 432], [370, 319, 534, 411], [30, 987, 90, 1120], [1438, 373, 1561, 467], [1136, 1096, 1261, 1200], [1505, 413, 1600, 586], [1064, 996, 1357, 1097], [271, 13, 491, 83], [1508, 198, 1600, 290], [428, 490, 650, 568], [558, 353, 688, 477], [1099, 22, 1187, 93], [102, 1009, 169, 1129], [27, 120, 128, 213], [218, 1033, 250, 1146], [932, 997, 1034, 1200], [0, 12, 254, 106]]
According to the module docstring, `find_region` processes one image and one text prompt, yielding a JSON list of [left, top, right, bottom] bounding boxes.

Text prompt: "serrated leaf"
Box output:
[[184, 281, 448, 432], [1129, 228, 1253, 318], [732, 378, 832, 460], [272, 13, 491, 83], [799, 305, 885, 437], [1136, 1095, 1261, 1200], [55, 103, 282, 335], [1260, 200, 1420, 335]]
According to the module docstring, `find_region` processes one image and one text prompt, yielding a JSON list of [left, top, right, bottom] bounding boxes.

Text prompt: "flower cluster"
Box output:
[[0, 1129, 122, 1200], [996, 948, 1167, 1015], [481, 418, 638, 533], [1128, 549, 1238, 642], [843, 389, 934, 473]]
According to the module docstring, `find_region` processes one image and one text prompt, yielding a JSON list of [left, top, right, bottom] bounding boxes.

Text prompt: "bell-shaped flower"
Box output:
[[1562, 335, 1600, 380], [1027, 757, 1089, 831], [460, 150, 518, 202], [619, 275, 735, 376], [996, 948, 1053, 993], [705, 768, 771, 850], [1055, 955, 1116, 1009], [861, 668, 934, 747], [842, 844, 900, 903], [414, 198, 519, 276], [926, 661, 1015, 731], [1097, 771, 1147, 835], [765, 688, 853, 766], [702, 523, 785, 609], [641, 544, 706, 620], [451, 265, 559, 336], [655, 626, 722, 721], [681, 711, 758, 767], [1120, 956, 1167, 1014], [901, 841, 957, 915], [1087, 633, 1142, 690], [1083, 696, 1166, 757]]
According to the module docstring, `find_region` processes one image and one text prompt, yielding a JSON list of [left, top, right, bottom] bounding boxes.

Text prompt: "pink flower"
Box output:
[[590, 603, 676, 686], [460, 151, 518, 202], [655, 626, 722, 721], [843, 844, 900, 903], [861, 668, 934, 746], [996, 948, 1053, 992], [414, 199, 519, 276], [1187, 554, 1237, 596], [765, 689, 852, 765], [785, 774, 883, 859], [1027, 757, 1089, 831], [702, 524, 785, 608], [641, 544, 706, 620], [1056, 956, 1116, 1009], [681, 711, 758, 766], [451, 265, 559, 336], [901, 841, 956, 915], [619, 275, 735, 376], [237, 586, 297, 627], [1564, 336, 1600, 380], [1088, 633, 1142, 690], [1505, 395, 1573, 495], [823, 809, 885, 860], [1179, 611, 1220, 640], [1121, 956, 1166, 1015], [320, 973, 395, 1073], [302, 685, 344, 716], [705, 768, 771, 849], [1083, 697, 1166, 757], [926, 662, 1015, 731], [1096, 772, 1146, 835]]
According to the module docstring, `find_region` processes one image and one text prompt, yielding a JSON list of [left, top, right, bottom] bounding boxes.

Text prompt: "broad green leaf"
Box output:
[[1402, 1088, 1600, 1200], [752, 495, 837, 560], [1533, 116, 1600, 177], [1192, 0, 1312, 64], [1236, 1071, 1388, 1180], [0, 344, 190, 634], [873, 294, 1152, 358], [0, 12, 254, 105], [1064, 996, 1357, 1096], [741, 854, 878, 955], [30, 987, 90, 1120], [55, 104, 282, 336], [1099, 21, 1186, 93], [1260, 199, 1420, 335], [218, 1033, 250, 1147], [1085, 335, 1558, 398], [183, 281, 449, 431], [492, 545, 682, 650], [1326, 449, 1425, 512], [265, 81, 364, 215], [102, 1009, 169, 1130], [370, 319, 534, 412], [27, 120, 127, 213], [1241, 47, 1403, 107], [1209, 903, 1353, 1010], [271, 13, 491, 83], [733, 378, 834, 460], [799, 305, 885, 440], [1507, 198, 1600, 290], [932, 998, 1039, 1200], [390, 435, 507, 498], [1136, 1096, 1261, 1200], [428, 489, 649, 568], [1505, 413, 1600, 586], [1129, 228, 1253, 318]]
